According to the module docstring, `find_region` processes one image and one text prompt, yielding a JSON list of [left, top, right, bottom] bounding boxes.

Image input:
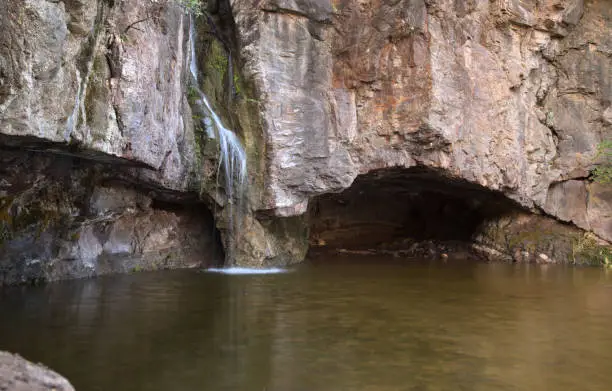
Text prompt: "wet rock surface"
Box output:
[[0, 351, 74, 391], [0, 150, 222, 286]]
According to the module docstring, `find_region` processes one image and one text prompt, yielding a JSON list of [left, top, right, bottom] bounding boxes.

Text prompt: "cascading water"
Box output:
[[189, 16, 247, 264]]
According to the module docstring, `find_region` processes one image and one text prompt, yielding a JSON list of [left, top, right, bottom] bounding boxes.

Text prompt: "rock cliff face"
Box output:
[[0, 0, 610, 281], [1, 0, 199, 188], [0, 0, 224, 285], [231, 0, 611, 246]]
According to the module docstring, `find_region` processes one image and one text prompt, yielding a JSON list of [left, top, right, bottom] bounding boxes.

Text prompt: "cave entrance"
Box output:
[[308, 167, 520, 258]]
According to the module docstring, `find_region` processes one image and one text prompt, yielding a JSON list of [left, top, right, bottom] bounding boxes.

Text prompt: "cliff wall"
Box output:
[[0, 0, 610, 281], [231, 0, 611, 244]]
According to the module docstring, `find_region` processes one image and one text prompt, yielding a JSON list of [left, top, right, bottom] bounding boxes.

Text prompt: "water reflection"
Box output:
[[1, 259, 612, 391]]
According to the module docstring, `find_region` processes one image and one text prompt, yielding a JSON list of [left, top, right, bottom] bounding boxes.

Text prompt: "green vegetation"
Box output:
[[70, 231, 81, 242], [177, 0, 203, 16], [187, 85, 200, 103], [592, 140, 612, 184], [131, 265, 144, 273], [572, 233, 612, 268], [207, 40, 229, 81], [233, 71, 242, 96], [0, 203, 57, 247]]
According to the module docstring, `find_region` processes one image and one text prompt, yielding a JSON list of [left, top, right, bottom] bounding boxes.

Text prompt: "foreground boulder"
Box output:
[[0, 351, 74, 391]]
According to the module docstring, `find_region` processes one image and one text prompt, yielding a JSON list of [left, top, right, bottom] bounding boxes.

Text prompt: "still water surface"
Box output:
[[1, 257, 612, 391]]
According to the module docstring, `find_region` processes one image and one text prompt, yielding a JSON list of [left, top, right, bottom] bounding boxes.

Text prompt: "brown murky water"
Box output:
[[1, 256, 612, 391]]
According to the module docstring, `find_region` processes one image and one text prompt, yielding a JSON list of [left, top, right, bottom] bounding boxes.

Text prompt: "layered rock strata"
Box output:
[[230, 0, 611, 254], [0, 0, 610, 278]]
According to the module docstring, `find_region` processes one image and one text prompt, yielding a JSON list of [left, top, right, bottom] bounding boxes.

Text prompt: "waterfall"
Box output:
[[189, 16, 247, 263], [65, 70, 82, 140]]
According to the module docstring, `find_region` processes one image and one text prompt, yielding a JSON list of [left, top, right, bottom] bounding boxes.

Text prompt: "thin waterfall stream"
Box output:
[[189, 16, 247, 265]]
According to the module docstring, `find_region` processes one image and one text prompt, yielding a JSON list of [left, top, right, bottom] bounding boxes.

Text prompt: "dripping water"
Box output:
[[65, 70, 82, 140], [189, 15, 247, 265]]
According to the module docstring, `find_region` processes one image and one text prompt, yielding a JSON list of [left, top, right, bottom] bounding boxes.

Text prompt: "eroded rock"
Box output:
[[0, 0, 200, 190], [0, 150, 222, 286], [0, 351, 74, 391], [230, 0, 611, 261]]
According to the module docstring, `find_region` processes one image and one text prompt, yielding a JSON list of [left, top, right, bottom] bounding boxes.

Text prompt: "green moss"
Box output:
[[70, 231, 81, 242], [0, 196, 63, 247], [189, 133, 204, 189], [208, 40, 228, 77], [187, 86, 200, 104], [199, 38, 231, 117], [233, 71, 242, 96], [506, 229, 564, 251], [84, 54, 111, 142], [593, 166, 612, 184], [187, 16, 268, 204], [131, 265, 143, 273], [592, 140, 612, 184]]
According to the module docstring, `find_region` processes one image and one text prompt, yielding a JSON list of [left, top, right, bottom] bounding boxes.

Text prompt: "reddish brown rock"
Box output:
[[230, 0, 611, 264]]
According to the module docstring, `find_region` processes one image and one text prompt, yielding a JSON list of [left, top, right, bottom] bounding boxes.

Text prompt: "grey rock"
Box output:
[[544, 180, 590, 231], [0, 151, 221, 286], [0, 0, 201, 191], [0, 351, 74, 391]]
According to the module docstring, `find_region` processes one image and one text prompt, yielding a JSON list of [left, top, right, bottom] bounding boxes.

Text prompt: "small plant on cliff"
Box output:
[[177, 0, 203, 16], [592, 140, 612, 184]]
